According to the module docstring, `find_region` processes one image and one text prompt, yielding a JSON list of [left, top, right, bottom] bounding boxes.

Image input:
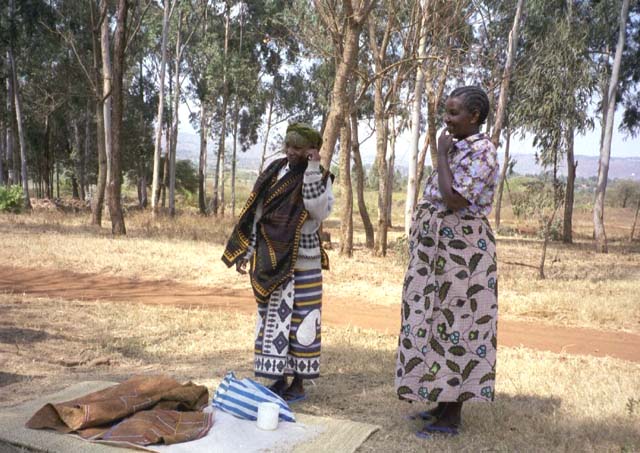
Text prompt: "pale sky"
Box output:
[[179, 102, 639, 166]]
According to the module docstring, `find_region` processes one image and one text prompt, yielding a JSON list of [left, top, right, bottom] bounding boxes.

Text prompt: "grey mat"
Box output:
[[0, 381, 379, 453]]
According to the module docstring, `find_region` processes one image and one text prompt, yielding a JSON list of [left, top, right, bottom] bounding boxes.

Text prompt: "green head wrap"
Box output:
[[285, 123, 323, 149]]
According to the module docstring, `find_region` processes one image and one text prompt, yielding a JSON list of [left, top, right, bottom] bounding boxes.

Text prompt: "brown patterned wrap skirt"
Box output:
[[395, 201, 498, 403]]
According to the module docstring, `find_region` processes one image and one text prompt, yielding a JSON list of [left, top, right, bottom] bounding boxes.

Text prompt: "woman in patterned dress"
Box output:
[[395, 86, 499, 437]]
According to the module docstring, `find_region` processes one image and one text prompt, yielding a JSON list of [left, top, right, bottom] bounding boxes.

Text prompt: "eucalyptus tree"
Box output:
[[312, 0, 375, 171], [405, 0, 473, 235], [167, 4, 201, 217], [7, 0, 33, 210], [362, 0, 419, 255], [151, 0, 174, 214], [593, 0, 633, 253], [510, 0, 594, 246], [185, 0, 219, 215]]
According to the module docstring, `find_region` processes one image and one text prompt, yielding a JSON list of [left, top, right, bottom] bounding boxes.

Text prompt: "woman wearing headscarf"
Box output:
[[223, 123, 334, 402]]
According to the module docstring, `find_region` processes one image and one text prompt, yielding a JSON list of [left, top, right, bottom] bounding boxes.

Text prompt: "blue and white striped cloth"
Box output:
[[212, 372, 296, 423]]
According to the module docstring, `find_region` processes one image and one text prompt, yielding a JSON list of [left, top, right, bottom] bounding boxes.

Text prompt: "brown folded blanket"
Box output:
[[26, 375, 213, 446]]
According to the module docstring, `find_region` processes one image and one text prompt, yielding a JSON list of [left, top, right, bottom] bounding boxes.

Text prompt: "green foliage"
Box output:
[[390, 234, 410, 266], [175, 160, 198, 194], [510, 178, 564, 240], [609, 179, 640, 208], [0, 185, 24, 213]]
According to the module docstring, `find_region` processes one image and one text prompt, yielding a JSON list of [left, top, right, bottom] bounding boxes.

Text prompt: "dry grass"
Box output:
[[0, 293, 638, 452], [1, 206, 639, 332]]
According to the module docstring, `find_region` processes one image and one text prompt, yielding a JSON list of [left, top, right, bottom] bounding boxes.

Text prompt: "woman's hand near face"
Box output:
[[438, 130, 454, 155], [307, 148, 321, 162]]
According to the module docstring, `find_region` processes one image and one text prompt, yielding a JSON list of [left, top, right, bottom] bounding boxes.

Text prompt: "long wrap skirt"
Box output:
[[254, 269, 322, 379], [395, 201, 498, 403]]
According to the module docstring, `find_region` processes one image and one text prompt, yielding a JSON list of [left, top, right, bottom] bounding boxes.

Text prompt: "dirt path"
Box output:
[[2, 265, 639, 363]]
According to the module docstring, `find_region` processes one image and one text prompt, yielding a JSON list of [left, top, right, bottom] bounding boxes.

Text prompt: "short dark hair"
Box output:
[[449, 86, 490, 125]]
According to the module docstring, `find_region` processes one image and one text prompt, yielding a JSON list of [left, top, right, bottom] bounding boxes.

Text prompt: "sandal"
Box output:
[[416, 423, 459, 439], [405, 404, 446, 421], [282, 390, 308, 403], [267, 380, 288, 397]]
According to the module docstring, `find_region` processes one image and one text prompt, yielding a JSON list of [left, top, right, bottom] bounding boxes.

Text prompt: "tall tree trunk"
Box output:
[[198, 101, 208, 214], [161, 125, 170, 207], [563, 126, 576, 243], [339, 117, 353, 257], [490, 0, 524, 148], [415, 135, 430, 203], [90, 0, 107, 225], [594, 0, 630, 253], [72, 120, 85, 200], [351, 111, 374, 249], [425, 66, 439, 168], [316, 0, 371, 169], [494, 128, 511, 230], [138, 159, 148, 208], [405, 2, 428, 235], [83, 103, 91, 200], [212, 3, 231, 216], [259, 95, 274, 174], [386, 119, 396, 228], [0, 109, 4, 186], [169, 9, 183, 218], [100, 0, 113, 211], [151, 0, 172, 213], [43, 115, 52, 198], [373, 77, 389, 256], [630, 196, 640, 241], [231, 101, 239, 218], [8, 38, 31, 210], [107, 0, 128, 235], [6, 54, 17, 185]]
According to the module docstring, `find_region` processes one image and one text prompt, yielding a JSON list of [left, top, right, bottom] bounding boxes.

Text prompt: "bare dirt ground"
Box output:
[[2, 265, 639, 363]]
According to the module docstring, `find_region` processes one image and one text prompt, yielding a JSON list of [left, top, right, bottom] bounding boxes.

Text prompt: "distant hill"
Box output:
[[505, 153, 640, 181], [175, 131, 640, 181]]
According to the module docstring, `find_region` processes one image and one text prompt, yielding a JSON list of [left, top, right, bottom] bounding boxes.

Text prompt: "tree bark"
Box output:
[[415, 134, 430, 203], [373, 75, 389, 256], [563, 126, 576, 243], [212, 2, 231, 216], [594, 0, 630, 253], [316, 0, 372, 170], [6, 57, 17, 186], [351, 111, 374, 249], [494, 128, 511, 230], [43, 115, 52, 198], [405, 3, 428, 235], [0, 108, 4, 186], [198, 102, 208, 214], [259, 95, 274, 174], [107, 0, 128, 235], [630, 196, 640, 241], [490, 0, 524, 148], [100, 0, 113, 212], [90, 0, 107, 225], [169, 9, 183, 218], [386, 117, 396, 228], [72, 120, 85, 200], [231, 101, 239, 218], [161, 124, 170, 207], [339, 116, 353, 257], [8, 36, 31, 210], [151, 0, 172, 213]]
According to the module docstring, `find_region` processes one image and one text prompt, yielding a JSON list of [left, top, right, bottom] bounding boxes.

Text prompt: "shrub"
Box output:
[[0, 185, 23, 213]]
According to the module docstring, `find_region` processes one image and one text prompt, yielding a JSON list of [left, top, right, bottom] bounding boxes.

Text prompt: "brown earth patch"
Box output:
[[1, 265, 639, 363]]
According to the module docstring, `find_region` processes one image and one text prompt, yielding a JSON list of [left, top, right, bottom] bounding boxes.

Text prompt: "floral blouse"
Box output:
[[422, 133, 499, 217]]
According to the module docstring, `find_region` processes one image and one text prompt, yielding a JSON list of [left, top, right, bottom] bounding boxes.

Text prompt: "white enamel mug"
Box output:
[[256, 402, 280, 430]]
